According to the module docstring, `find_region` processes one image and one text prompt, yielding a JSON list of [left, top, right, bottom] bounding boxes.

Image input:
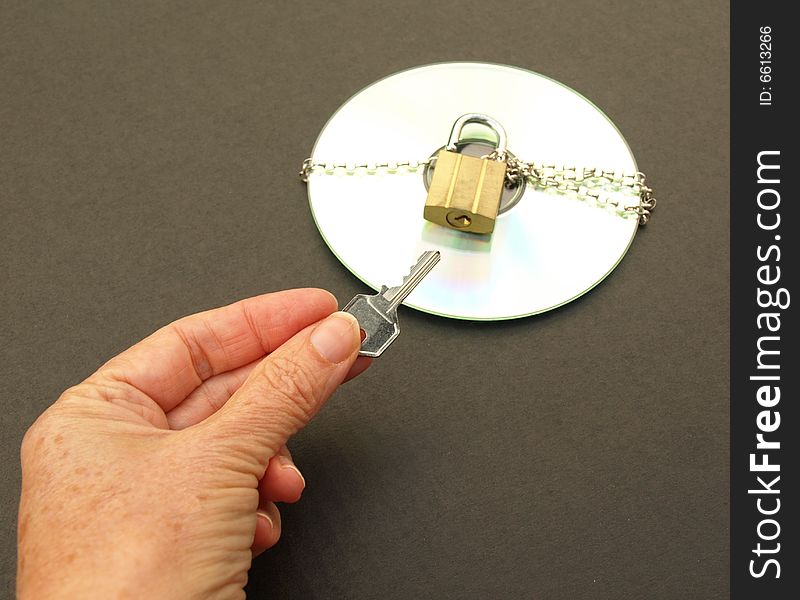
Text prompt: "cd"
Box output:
[[306, 62, 640, 320]]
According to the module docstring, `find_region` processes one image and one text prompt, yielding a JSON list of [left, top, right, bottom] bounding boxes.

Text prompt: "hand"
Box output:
[[17, 289, 369, 599]]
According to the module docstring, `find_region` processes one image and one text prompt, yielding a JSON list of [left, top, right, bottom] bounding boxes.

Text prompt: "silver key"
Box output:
[[343, 251, 441, 357]]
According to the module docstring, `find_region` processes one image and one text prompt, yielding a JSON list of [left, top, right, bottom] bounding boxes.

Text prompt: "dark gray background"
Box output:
[[1, 1, 729, 598]]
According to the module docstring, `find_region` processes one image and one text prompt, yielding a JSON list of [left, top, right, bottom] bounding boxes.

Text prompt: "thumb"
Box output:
[[205, 311, 361, 473]]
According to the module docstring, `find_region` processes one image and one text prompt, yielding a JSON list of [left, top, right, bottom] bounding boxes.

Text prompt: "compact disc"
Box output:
[[306, 62, 640, 320]]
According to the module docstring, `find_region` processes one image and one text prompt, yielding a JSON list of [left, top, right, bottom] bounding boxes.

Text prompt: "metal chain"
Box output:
[[299, 158, 430, 180], [504, 157, 657, 225], [299, 156, 657, 225]]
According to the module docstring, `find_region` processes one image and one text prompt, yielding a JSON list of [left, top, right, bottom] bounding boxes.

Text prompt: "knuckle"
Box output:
[[20, 420, 44, 457], [20, 409, 60, 461], [20, 384, 96, 460]]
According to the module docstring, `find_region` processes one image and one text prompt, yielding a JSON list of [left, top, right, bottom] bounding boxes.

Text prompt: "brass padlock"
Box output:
[[424, 113, 508, 234]]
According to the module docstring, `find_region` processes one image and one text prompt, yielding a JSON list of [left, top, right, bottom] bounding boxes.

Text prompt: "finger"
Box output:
[[93, 289, 337, 412], [169, 353, 372, 429], [252, 502, 281, 558], [259, 446, 305, 504], [205, 311, 360, 474], [166, 360, 257, 429]]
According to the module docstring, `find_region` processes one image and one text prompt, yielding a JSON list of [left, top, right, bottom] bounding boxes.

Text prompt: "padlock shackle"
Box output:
[[445, 113, 508, 155]]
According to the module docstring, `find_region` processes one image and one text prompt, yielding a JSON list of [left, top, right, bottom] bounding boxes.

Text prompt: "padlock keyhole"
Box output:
[[447, 213, 472, 228]]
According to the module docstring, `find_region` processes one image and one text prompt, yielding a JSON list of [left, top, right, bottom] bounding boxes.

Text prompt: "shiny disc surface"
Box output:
[[307, 62, 639, 320]]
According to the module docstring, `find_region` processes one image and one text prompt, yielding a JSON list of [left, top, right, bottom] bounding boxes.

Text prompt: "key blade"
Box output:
[[382, 250, 441, 311]]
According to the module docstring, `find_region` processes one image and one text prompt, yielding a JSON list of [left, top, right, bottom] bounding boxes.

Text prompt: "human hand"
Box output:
[[17, 289, 369, 599]]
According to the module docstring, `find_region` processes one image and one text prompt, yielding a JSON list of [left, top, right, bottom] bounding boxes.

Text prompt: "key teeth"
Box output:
[[402, 256, 425, 281], [396, 251, 438, 288], [398, 272, 416, 290]]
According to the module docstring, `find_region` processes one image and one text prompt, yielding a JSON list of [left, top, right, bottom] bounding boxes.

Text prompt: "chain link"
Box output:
[[299, 158, 430, 181], [300, 156, 657, 225]]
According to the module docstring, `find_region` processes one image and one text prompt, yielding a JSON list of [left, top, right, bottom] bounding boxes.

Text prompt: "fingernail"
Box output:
[[278, 455, 306, 487], [257, 510, 273, 531], [311, 312, 359, 364]]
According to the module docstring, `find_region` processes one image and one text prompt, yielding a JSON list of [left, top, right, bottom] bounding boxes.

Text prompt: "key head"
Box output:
[[343, 294, 400, 358]]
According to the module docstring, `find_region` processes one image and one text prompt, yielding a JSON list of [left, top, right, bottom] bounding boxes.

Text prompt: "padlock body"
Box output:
[[424, 149, 506, 234]]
